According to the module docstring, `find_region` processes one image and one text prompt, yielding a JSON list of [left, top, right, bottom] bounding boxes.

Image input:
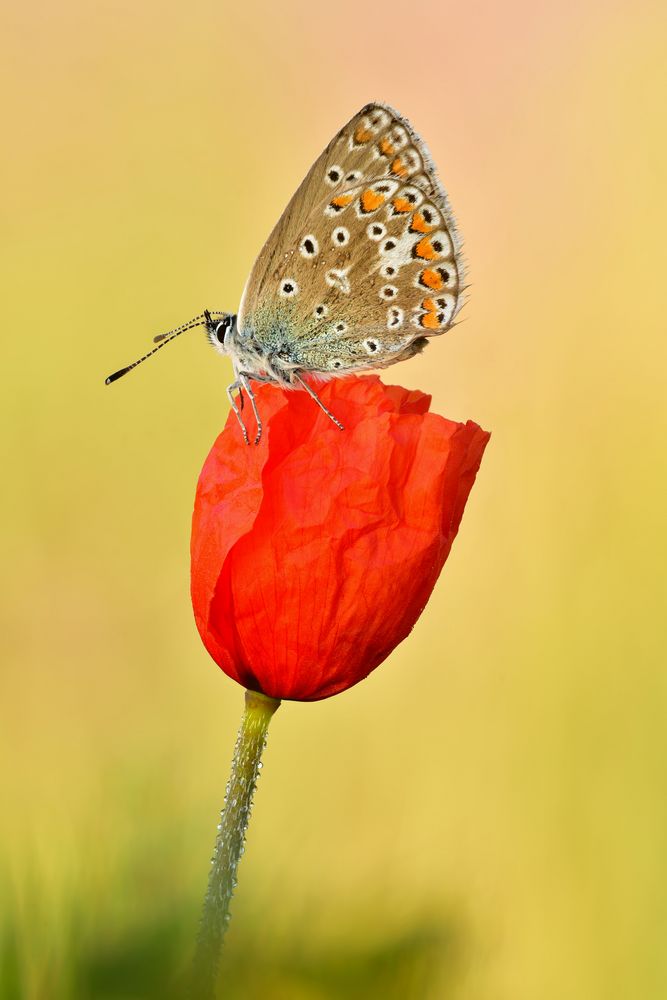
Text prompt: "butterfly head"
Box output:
[[204, 310, 237, 355]]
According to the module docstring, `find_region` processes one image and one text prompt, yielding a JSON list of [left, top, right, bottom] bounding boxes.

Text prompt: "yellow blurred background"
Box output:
[[2, 1, 666, 996]]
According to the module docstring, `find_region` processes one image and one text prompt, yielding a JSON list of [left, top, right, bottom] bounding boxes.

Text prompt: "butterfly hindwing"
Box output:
[[237, 103, 464, 377]]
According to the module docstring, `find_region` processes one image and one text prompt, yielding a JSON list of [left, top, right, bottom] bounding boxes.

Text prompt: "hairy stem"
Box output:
[[192, 689, 280, 997]]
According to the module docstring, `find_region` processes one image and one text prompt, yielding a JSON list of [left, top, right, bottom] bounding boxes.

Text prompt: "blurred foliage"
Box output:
[[1, 888, 460, 999]]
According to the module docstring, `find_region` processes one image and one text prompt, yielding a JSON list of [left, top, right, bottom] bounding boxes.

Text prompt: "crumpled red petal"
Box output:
[[191, 375, 489, 701]]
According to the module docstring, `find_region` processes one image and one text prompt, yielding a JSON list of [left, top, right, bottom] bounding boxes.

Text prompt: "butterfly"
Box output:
[[106, 102, 465, 443]]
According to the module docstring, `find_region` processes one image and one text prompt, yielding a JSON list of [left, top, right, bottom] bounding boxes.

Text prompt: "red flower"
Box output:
[[191, 375, 489, 702]]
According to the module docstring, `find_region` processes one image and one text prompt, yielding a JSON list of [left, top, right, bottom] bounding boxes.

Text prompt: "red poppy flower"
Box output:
[[191, 375, 489, 702]]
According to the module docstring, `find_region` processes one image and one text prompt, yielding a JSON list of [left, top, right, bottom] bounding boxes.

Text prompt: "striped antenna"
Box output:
[[104, 314, 207, 385]]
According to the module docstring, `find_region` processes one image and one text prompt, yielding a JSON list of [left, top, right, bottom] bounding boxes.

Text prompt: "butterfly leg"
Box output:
[[239, 373, 263, 445], [226, 380, 250, 446], [292, 373, 345, 431]]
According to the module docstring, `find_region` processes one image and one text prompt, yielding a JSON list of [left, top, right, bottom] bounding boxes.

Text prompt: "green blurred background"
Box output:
[[2, 1, 666, 997]]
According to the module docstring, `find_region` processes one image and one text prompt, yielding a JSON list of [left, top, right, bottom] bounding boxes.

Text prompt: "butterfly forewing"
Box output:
[[237, 102, 464, 377]]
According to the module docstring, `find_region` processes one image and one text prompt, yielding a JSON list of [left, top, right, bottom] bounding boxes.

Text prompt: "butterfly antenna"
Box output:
[[104, 314, 206, 385]]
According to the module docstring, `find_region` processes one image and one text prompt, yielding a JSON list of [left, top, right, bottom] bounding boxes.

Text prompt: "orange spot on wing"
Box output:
[[390, 157, 408, 178], [361, 189, 385, 213], [391, 197, 412, 214], [414, 237, 437, 260], [420, 268, 444, 290], [422, 297, 437, 313], [410, 212, 434, 234], [420, 312, 441, 330], [378, 137, 395, 156], [354, 125, 373, 144], [331, 194, 354, 208]]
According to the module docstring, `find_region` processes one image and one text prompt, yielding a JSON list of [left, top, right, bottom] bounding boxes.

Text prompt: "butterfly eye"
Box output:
[[214, 316, 233, 344]]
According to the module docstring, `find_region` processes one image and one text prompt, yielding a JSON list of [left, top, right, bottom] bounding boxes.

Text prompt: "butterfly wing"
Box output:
[[237, 102, 464, 377]]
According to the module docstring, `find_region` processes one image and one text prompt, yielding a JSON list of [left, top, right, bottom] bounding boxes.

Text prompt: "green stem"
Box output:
[[192, 689, 280, 998]]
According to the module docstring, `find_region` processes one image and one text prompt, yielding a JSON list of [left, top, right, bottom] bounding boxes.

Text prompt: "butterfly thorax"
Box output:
[[208, 307, 303, 387]]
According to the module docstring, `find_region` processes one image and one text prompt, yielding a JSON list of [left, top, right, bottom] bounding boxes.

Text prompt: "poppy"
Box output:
[[191, 375, 489, 701]]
